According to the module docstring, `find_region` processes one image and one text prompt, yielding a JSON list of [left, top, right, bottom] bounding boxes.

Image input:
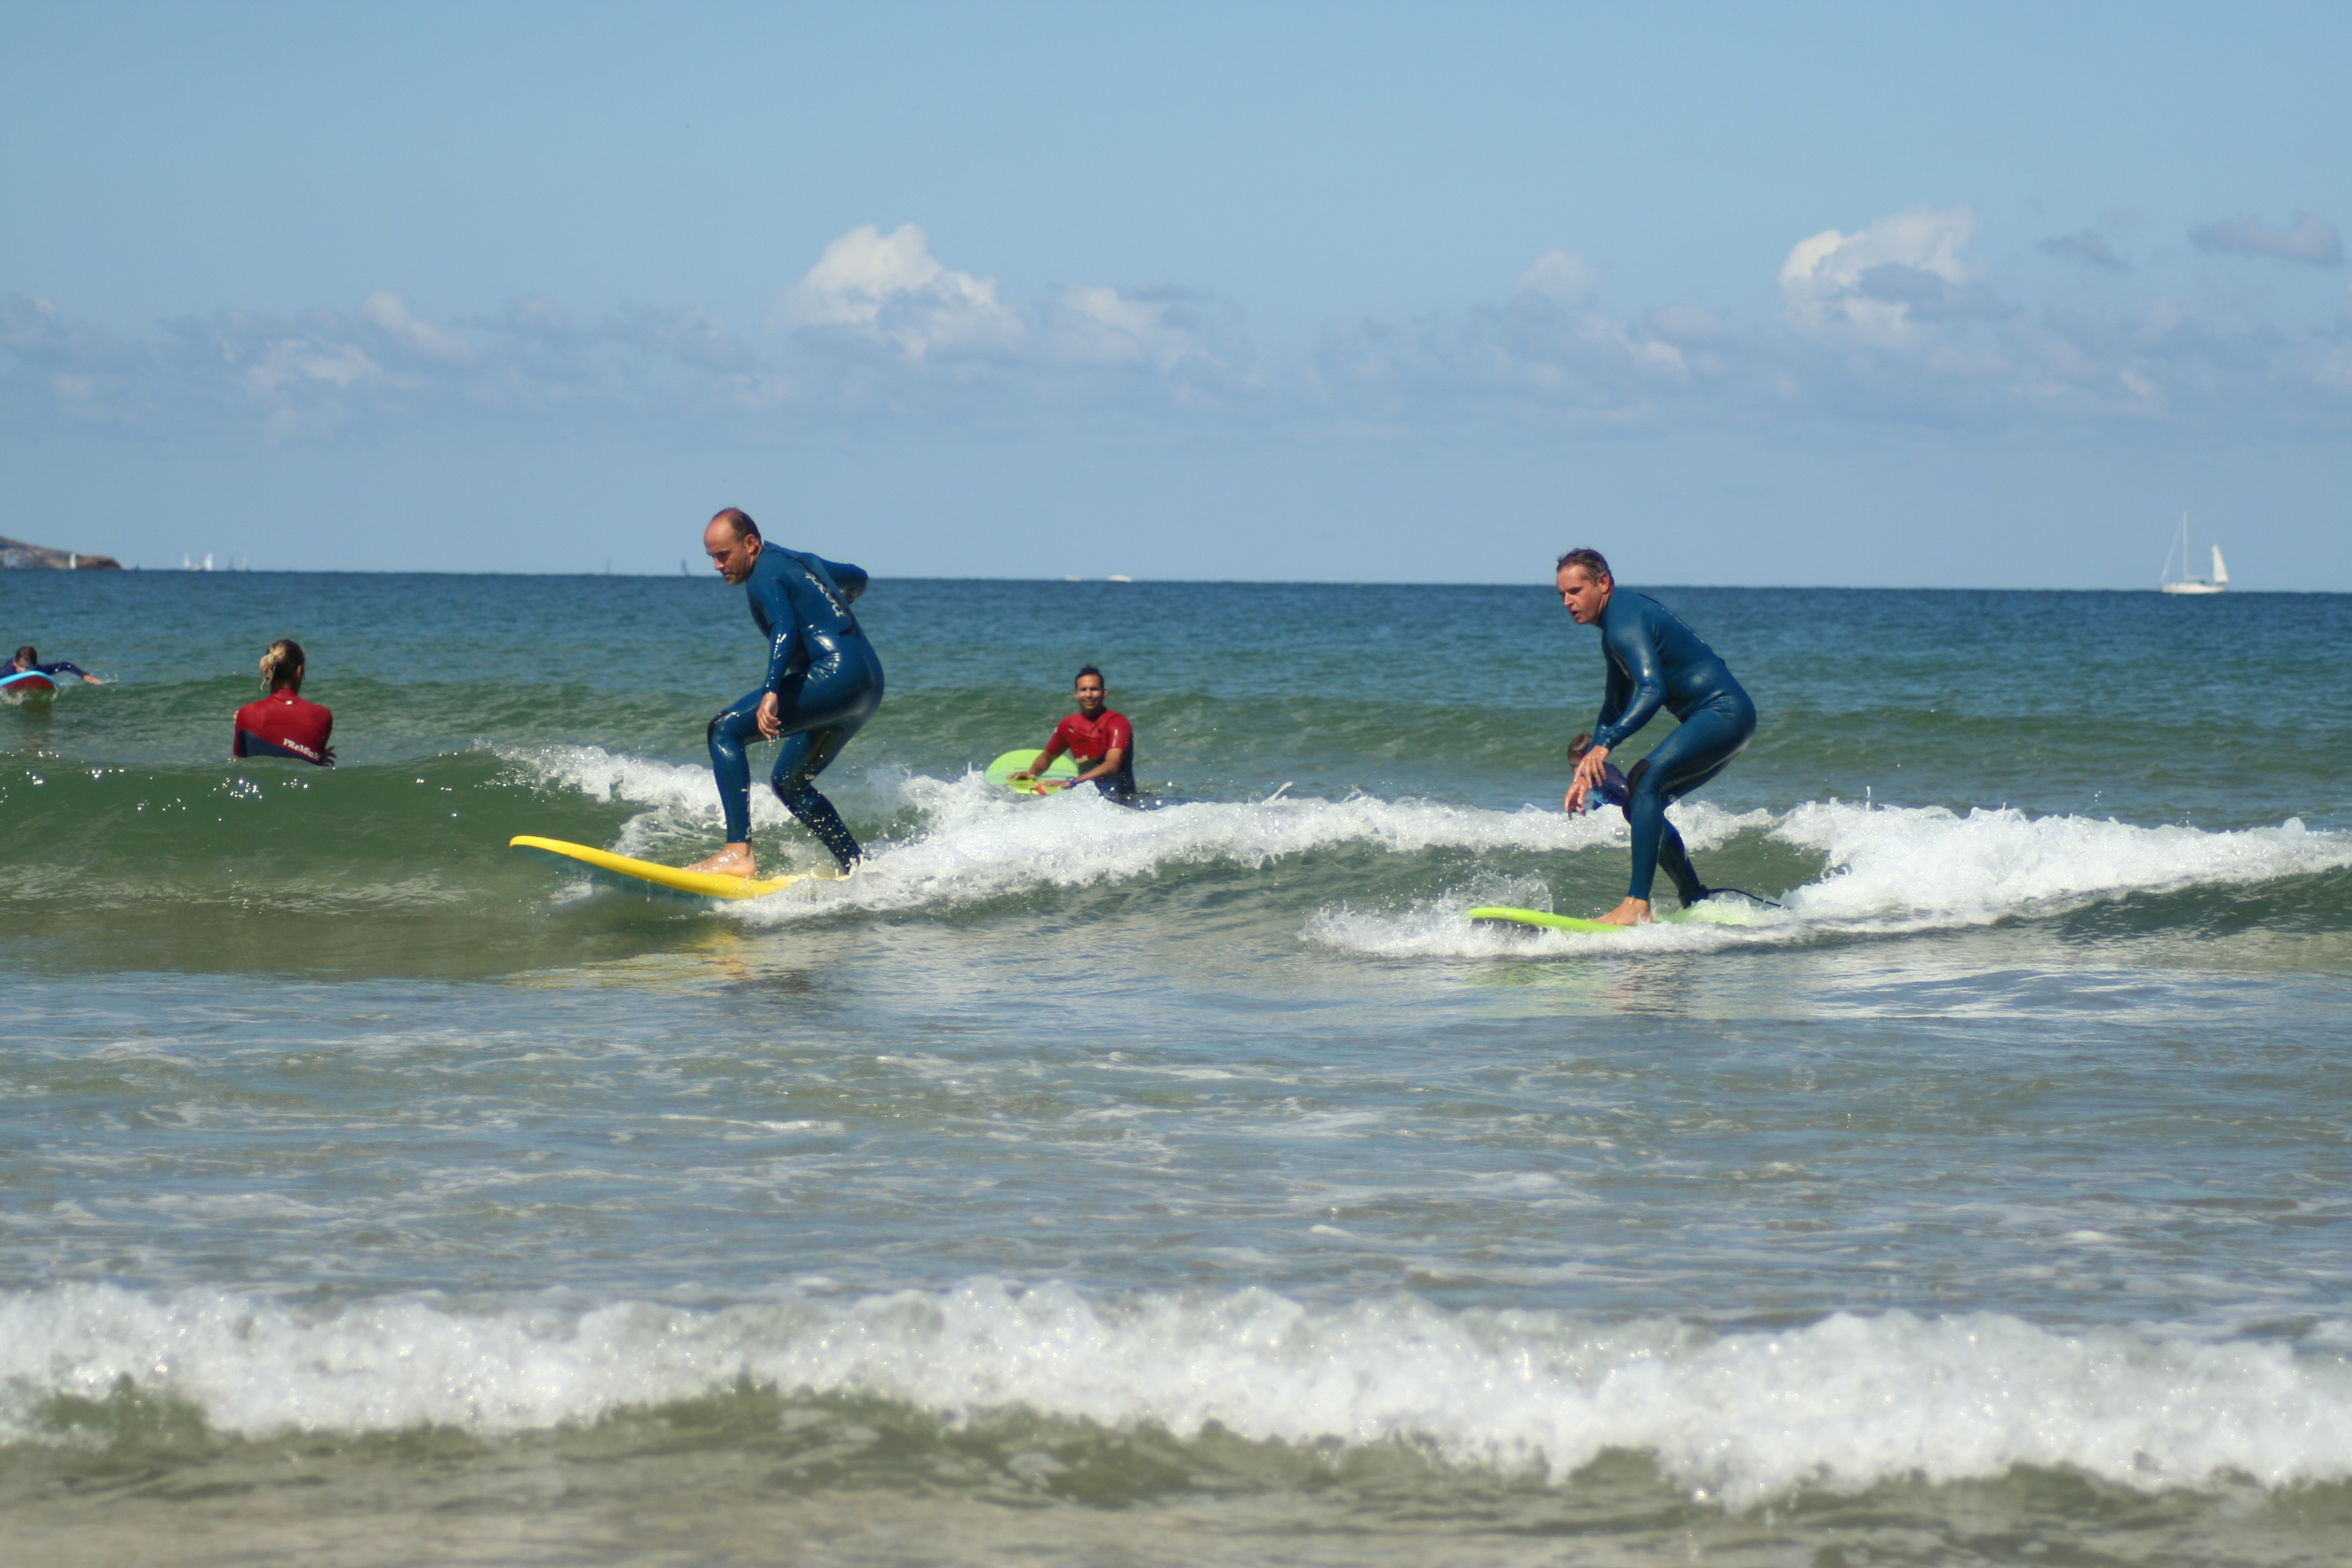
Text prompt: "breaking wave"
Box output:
[[505, 747, 2352, 951], [7, 1280, 2351, 1507]]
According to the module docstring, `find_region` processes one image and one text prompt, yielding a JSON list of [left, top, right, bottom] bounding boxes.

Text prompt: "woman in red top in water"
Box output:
[[232, 638, 335, 765], [1012, 664, 1136, 802]]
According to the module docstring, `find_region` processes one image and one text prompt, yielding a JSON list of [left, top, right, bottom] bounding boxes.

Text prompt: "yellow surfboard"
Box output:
[[510, 836, 813, 900]]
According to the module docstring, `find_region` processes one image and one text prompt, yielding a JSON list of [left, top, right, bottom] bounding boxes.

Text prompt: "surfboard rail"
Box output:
[[0, 670, 61, 698], [509, 835, 809, 900], [1465, 905, 1631, 934]]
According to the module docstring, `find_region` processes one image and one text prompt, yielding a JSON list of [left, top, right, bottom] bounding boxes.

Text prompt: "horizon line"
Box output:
[[5, 568, 2328, 595]]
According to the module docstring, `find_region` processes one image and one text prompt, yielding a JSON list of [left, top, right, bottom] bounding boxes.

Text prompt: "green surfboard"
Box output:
[[1467, 905, 1700, 934], [984, 748, 1081, 796]]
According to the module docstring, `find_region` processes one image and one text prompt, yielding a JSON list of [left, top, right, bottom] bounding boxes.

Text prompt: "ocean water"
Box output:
[[3, 569, 2350, 1566]]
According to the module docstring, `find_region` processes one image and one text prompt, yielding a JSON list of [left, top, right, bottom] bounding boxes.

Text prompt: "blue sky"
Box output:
[[4, 1, 2348, 585]]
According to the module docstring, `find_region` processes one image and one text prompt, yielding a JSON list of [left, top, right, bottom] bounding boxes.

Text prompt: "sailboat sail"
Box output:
[[2159, 512, 2227, 595]]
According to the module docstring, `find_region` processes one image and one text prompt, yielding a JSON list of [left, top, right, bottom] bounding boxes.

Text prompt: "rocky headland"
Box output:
[[0, 536, 122, 570]]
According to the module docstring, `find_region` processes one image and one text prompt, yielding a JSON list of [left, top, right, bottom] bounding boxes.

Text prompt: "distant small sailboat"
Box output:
[[2159, 512, 2227, 595]]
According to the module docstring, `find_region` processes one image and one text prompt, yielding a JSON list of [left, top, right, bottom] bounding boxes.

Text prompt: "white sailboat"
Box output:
[[2159, 512, 2227, 595]]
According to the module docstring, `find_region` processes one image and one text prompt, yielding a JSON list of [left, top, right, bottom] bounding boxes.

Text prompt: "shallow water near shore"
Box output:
[[4, 570, 2351, 1565]]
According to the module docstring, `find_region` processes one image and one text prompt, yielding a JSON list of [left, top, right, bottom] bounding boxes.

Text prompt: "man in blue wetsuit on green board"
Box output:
[[1558, 547, 1756, 926], [687, 508, 884, 879]]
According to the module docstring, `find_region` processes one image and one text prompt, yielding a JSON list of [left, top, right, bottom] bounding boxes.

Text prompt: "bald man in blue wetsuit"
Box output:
[[1558, 547, 1756, 926], [687, 508, 884, 879]]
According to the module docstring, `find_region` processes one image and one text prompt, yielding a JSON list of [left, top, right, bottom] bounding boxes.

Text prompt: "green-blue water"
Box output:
[[4, 570, 2351, 1565]]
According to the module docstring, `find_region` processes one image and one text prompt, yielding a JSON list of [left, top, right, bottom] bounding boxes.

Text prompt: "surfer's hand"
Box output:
[[1567, 743, 1609, 813], [756, 691, 783, 739]]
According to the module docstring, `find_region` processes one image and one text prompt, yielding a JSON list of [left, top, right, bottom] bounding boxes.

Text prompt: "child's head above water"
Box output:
[[1567, 731, 1595, 766]]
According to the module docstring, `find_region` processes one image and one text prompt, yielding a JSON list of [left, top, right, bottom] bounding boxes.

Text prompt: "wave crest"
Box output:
[[8, 1281, 2351, 1506]]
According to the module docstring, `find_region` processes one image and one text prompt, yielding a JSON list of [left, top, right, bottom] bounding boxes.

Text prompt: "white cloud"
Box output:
[[1045, 284, 1216, 373], [1779, 206, 1978, 340], [1516, 250, 1599, 306], [621, 307, 751, 370], [10, 212, 2351, 445], [358, 291, 476, 364], [2190, 212, 2343, 266], [239, 337, 378, 396], [1309, 250, 1699, 432], [774, 223, 1024, 359]]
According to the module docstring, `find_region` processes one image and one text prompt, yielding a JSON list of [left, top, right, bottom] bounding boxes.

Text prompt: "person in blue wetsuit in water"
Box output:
[[687, 508, 883, 879], [1558, 547, 1755, 925], [10, 647, 103, 685]]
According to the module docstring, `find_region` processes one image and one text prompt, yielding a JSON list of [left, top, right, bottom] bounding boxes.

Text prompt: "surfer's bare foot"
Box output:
[[687, 843, 757, 877], [1595, 897, 1652, 926]]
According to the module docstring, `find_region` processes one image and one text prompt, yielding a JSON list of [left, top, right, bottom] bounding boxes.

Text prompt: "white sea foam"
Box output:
[[1305, 890, 1784, 958], [1776, 801, 2351, 925], [504, 744, 800, 844], [504, 745, 1765, 919], [735, 781, 1768, 924], [1312, 802, 2352, 958], [504, 749, 2351, 945], [6, 1281, 2351, 1505]]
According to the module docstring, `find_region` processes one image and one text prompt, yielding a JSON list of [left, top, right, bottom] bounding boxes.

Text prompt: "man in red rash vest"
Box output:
[[1013, 665, 1136, 803], [232, 638, 335, 766]]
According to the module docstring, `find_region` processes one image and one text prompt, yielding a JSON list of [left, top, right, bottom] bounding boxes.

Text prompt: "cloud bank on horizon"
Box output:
[[8, 208, 2348, 446]]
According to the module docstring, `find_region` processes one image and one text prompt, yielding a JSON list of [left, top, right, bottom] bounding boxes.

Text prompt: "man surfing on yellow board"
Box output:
[[687, 508, 884, 879]]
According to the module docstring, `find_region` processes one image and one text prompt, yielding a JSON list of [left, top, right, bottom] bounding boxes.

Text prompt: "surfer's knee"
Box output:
[[1625, 758, 1670, 815], [707, 708, 740, 753]]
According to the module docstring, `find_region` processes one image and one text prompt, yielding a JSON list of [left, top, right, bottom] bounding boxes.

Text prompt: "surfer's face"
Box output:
[[1557, 566, 1612, 625], [1075, 674, 1106, 715], [705, 521, 761, 585]]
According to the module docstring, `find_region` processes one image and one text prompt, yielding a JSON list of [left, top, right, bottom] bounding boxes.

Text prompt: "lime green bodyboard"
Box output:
[[1467, 905, 1697, 934], [984, 749, 1081, 796]]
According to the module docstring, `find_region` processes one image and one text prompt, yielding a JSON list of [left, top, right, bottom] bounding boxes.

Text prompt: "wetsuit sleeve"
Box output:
[[753, 567, 802, 695], [1104, 714, 1132, 753], [821, 558, 868, 603], [1590, 615, 1667, 753], [41, 662, 86, 679], [1591, 659, 1631, 757], [1036, 716, 1077, 766]]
